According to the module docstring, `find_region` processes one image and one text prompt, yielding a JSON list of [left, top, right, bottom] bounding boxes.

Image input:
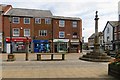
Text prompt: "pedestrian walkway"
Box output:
[[1, 52, 118, 80]]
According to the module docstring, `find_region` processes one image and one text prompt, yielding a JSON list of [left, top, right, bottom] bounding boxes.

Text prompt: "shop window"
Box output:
[[24, 18, 30, 24], [59, 31, 65, 38], [45, 18, 51, 24], [13, 28, 19, 36], [13, 17, 20, 24], [39, 30, 47, 36], [59, 20, 65, 27], [24, 29, 30, 36], [58, 43, 67, 52], [35, 18, 41, 24], [72, 21, 77, 28]]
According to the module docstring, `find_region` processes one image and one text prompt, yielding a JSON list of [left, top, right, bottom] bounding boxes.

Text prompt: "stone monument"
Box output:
[[80, 11, 111, 62]]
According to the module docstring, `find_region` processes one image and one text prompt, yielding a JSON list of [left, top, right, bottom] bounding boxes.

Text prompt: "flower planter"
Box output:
[[108, 62, 120, 78]]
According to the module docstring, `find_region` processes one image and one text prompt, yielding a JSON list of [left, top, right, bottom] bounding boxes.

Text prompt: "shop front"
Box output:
[[70, 39, 80, 53], [53, 39, 69, 53], [33, 40, 50, 53], [5, 37, 31, 53]]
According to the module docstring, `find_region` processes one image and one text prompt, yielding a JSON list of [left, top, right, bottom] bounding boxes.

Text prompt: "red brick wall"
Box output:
[[2, 5, 12, 13], [3, 16, 34, 37], [0, 5, 12, 32], [34, 18, 52, 40], [53, 19, 82, 41]]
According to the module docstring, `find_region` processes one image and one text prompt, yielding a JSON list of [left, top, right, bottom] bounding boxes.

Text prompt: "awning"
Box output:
[[6, 37, 31, 42]]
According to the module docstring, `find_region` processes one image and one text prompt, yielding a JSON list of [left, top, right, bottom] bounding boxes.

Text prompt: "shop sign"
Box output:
[[53, 39, 69, 42], [70, 39, 79, 42], [33, 40, 49, 43], [6, 37, 31, 42]]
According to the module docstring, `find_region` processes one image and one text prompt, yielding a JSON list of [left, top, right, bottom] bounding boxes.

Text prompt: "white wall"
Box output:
[[103, 22, 114, 50], [104, 23, 113, 43], [118, 1, 120, 20]]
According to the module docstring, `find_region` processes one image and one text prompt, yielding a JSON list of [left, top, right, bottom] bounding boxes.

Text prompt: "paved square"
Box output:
[[1, 52, 118, 80]]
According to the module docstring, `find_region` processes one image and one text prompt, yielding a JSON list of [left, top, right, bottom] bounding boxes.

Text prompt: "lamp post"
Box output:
[[7, 15, 15, 61]]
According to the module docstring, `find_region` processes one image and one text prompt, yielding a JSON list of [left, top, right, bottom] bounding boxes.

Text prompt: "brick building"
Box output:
[[1, 4, 82, 53], [0, 4, 12, 52], [88, 32, 103, 50], [52, 16, 82, 53], [114, 21, 120, 50]]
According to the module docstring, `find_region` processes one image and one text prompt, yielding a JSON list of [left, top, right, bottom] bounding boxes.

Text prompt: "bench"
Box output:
[[36, 53, 66, 61]]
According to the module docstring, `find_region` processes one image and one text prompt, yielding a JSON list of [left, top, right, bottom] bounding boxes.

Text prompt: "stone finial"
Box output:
[[95, 11, 99, 20], [96, 11, 98, 15]]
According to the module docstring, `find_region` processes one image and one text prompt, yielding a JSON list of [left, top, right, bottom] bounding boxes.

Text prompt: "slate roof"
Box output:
[[4, 8, 53, 17], [53, 16, 81, 20], [103, 21, 120, 32], [109, 21, 120, 27]]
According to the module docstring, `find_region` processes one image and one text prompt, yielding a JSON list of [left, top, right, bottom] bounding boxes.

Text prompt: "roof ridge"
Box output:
[[13, 8, 50, 11]]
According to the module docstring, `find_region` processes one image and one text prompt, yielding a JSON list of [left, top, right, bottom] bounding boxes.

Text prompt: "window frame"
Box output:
[[72, 32, 77, 38], [107, 27, 109, 34], [13, 28, 20, 36], [24, 29, 30, 37], [35, 18, 41, 24], [59, 31, 65, 38], [59, 20, 65, 27], [39, 30, 47, 36], [72, 21, 77, 28], [24, 18, 30, 24], [45, 18, 51, 24], [12, 17, 20, 24]]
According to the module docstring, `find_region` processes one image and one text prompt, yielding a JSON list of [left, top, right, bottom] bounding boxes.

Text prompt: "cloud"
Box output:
[[1, 0, 120, 42]]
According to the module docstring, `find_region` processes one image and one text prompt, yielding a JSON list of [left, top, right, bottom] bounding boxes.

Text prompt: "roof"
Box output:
[[103, 21, 120, 32], [4, 8, 53, 17], [53, 16, 81, 20], [109, 21, 120, 27], [88, 32, 103, 39]]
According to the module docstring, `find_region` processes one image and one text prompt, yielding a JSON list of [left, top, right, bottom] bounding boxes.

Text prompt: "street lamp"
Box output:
[[7, 14, 15, 61]]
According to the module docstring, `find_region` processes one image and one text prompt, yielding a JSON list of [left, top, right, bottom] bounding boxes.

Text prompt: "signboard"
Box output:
[[53, 39, 69, 42], [6, 37, 31, 42], [70, 39, 79, 42]]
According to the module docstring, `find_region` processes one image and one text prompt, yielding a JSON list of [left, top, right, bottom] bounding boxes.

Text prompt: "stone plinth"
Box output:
[[80, 52, 112, 62]]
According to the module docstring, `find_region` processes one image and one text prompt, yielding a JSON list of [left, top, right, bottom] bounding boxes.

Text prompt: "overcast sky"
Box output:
[[1, 0, 120, 42]]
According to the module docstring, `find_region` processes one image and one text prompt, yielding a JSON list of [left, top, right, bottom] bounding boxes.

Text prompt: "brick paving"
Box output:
[[1, 51, 118, 80]]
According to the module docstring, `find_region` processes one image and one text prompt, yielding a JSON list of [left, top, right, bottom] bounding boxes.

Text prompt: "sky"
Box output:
[[1, 0, 120, 42]]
